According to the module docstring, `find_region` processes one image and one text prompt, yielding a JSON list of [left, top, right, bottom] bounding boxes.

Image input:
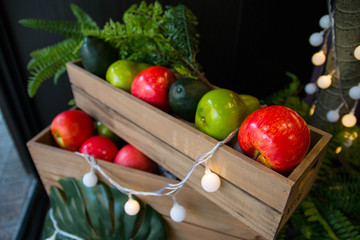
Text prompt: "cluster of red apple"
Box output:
[[50, 110, 158, 173]]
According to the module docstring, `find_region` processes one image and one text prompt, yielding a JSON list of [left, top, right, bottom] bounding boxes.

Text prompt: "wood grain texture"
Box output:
[[27, 128, 264, 240], [41, 60, 332, 239], [67, 61, 293, 213], [71, 86, 280, 239]]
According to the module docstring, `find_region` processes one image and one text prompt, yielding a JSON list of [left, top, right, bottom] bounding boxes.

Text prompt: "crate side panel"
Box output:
[[67, 62, 293, 213], [278, 132, 331, 232], [27, 131, 264, 240], [71, 86, 281, 240]]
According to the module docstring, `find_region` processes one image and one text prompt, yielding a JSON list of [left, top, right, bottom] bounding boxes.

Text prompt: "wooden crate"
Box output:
[[44, 59, 330, 240], [27, 126, 263, 240]]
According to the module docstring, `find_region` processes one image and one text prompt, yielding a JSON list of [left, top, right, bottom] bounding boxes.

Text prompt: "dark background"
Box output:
[[0, 0, 327, 238], [1, 0, 327, 129]]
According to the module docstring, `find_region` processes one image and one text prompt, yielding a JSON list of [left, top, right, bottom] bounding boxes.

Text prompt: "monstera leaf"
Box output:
[[43, 178, 166, 240]]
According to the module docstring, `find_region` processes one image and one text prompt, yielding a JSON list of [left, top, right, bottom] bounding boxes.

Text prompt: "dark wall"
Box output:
[[1, 0, 327, 129]]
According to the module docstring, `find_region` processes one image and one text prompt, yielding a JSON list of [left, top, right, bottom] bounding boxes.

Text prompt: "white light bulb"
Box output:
[[170, 203, 186, 222], [342, 113, 357, 128], [124, 198, 140, 216], [82, 171, 98, 188], [326, 110, 340, 122], [201, 170, 221, 193], [317, 75, 332, 89], [354, 45, 360, 60], [305, 83, 317, 95], [319, 15, 331, 29], [312, 51, 326, 66], [309, 32, 324, 47], [349, 86, 360, 100]]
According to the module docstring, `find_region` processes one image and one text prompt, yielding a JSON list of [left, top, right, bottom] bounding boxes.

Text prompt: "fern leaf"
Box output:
[[70, 4, 99, 32], [315, 173, 360, 217], [27, 38, 80, 97], [317, 204, 360, 240], [162, 4, 199, 67], [53, 65, 66, 85], [18, 19, 81, 38], [302, 200, 340, 240], [27, 62, 63, 97], [27, 38, 80, 70]]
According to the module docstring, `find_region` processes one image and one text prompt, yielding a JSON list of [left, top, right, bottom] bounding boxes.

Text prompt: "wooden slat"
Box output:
[[66, 61, 294, 214], [71, 85, 280, 239], [64, 60, 331, 239], [278, 128, 331, 232], [27, 130, 264, 240]]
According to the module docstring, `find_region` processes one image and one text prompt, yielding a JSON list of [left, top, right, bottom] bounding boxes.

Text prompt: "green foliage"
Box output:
[[87, 1, 201, 79], [20, 1, 203, 97], [19, 3, 99, 97], [43, 177, 166, 240]]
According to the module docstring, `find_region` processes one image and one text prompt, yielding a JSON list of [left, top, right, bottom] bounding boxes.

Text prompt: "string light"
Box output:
[[354, 45, 360, 60], [82, 169, 98, 188], [326, 103, 344, 123], [349, 85, 360, 100], [75, 127, 238, 221], [317, 74, 332, 89], [310, 103, 316, 116], [319, 14, 331, 29], [342, 113, 357, 128], [341, 101, 358, 127], [170, 197, 186, 222], [305, 82, 317, 95], [201, 168, 221, 193], [312, 50, 326, 66], [309, 32, 324, 47], [335, 146, 342, 154], [124, 195, 141, 216]]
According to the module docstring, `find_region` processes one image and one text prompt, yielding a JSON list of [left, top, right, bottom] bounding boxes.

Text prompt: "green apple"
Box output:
[[195, 88, 247, 140], [95, 121, 124, 146], [106, 60, 150, 92], [238, 94, 261, 117]]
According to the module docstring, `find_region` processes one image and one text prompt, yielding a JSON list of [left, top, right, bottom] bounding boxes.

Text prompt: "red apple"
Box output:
[[113, 144, 159, 173], [79, 136, 118, 162], [131, 66, 176, 112], [51, 110, 95, 151], [238, 105, 311, 173]]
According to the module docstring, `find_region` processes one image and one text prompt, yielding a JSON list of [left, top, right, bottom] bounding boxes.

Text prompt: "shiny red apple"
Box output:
[[131, 66, 177, 112], [79, 136, 118, 162], [113, 144, 159, 173], [51, 110, 95, 151], [238, 105, 311, 173]]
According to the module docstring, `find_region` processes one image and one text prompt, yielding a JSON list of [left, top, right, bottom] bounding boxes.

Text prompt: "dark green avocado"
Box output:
[[80, 36, 118, 78], [169, 78, 212, 122]]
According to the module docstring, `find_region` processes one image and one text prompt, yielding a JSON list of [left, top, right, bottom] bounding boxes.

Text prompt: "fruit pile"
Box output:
[[79, 36, 311, 173], [50, 110, 159, 174]]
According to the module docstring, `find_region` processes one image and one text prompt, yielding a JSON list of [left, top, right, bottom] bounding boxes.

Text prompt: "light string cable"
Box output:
[[328, 0, 349, 110], [46, 208, 84, 240], [76, 127, 239, 198]]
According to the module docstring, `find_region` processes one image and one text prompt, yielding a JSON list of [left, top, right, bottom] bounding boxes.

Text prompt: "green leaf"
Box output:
[[26, 38, 81, 97], [18, 19, 81, 38], [70, 3, 99, 32], [43, 178, 166, 240]]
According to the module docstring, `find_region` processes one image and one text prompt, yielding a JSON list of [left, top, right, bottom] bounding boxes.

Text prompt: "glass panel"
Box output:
[[0, 109, 36, 239]]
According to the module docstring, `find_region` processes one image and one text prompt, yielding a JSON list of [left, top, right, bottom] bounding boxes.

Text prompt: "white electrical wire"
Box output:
[[76, 127, 239, 198]]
